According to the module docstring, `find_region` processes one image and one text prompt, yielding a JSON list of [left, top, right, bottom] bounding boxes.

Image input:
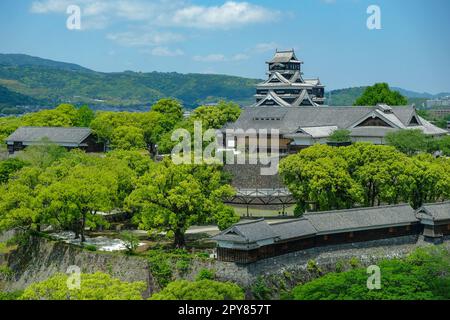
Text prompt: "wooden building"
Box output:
[[415, 201, 450, 243], [221, 104, 448, 154], [212, 203, 450, 264], [5, 127, 104, 154]]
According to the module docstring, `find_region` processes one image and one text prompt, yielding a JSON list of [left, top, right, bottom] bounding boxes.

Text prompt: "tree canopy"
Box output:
[[279, 143, 450, 213], [354, 83, 408, 106], [125, 158, 238, 247], [19, 272, 146, 300], [291, 246, 450, 300], [149, 279, 244, 300]]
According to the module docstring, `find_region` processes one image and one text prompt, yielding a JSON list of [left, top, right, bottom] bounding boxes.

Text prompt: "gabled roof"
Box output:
[[212, 219, 279, 244], [286, 126, 338, 139], [270, 219, 317, 241], [416, 202, 450, 222], [212, 204, 421, 247], [306, 204, 418, 235], [5, 127, 92, 146], [267, 50, 302, 64], [223, 105, 447, 137]]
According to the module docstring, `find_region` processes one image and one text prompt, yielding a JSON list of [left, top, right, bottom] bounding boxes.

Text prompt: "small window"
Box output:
[[406, 225, 411, 231], [447, 224, 450, 231], [323, 235, 329, 241], [389, 227, 395, 233], [349, 232, 354, 238]]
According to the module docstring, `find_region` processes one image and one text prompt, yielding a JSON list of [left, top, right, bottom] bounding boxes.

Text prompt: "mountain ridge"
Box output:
[[0, 53, 448, 111]]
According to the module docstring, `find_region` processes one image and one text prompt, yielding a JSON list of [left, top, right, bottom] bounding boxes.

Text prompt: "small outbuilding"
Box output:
[[415, 201, 450, 243], [5, 126, 104, 154]]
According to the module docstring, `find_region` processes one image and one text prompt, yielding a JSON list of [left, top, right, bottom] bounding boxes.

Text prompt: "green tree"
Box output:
[[111, 126, 146, 150], [120, 231, 140, 254], [18, 139, 67, 169], [354, 83, 408, 106], [21, 104, 78, 127], [19, 272, 146, 300], [151, 98, 184, 128], [157, 101, 241, 154], [0, 158, 26, 184], [279, 145, 364, 213], [0, 166, 43, 232], [291, 246, 450, 300], [328, 129, 351, 143], [126, 159, 238, 247], [106, 150, 153, 177], [39, 163, 118, 242], [149, 279, 244, 300], [75, 105, 95, 127], [386, 129, 429, 155]]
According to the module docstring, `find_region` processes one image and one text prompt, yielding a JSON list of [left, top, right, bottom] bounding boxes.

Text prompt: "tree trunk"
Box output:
[[80, 212, 86, 243], [174, 229, 185, 248]]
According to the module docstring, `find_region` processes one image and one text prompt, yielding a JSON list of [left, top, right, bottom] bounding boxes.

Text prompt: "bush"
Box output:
[[196, 268, 216, 281], [0, 291, 23, 300], [150, 279, 244, 300], [291, 246, 450, 300], [83, 244, 97, 252], [0, 265, 14, 279], [120, 231, 140, 254], [328, 129, 351, 143], [19, 272, 146, 300], [251, 277, 272, 300]]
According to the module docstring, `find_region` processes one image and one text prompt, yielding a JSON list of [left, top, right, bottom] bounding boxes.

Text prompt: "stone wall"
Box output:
[[1, 237, 158, 297], [2, 234, 447, 299]]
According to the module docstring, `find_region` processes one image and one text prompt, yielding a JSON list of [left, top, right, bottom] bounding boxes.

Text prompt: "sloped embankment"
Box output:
[[1, 236, 157, 296]]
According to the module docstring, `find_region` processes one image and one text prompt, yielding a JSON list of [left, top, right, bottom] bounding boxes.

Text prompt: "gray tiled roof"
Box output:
[[268, 50, 301, 64], [306, 204, 418, 235], [213, 204, 422, 246], [270, 219, 317, 240], [416, 202, 450, 222], [6, 127, 92, 146], [212, 219, 279, 243], [224, 106, 409, 134], [222, 105, 446, 137], [350, 126, 399, 137]]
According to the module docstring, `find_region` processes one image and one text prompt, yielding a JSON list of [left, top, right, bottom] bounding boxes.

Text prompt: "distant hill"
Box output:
[[0, 53, 447, 111], [0, 53, 258, 109], [327, 86, 450, 107], [0, 85, 38, 105]]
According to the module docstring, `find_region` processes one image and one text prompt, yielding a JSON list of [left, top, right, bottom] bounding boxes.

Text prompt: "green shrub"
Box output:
[[251, 277, 272, 300], [307, 260, 322, 274], [150, 279, 244, 300], [196, 268, 216, 281], [0, 265, 14, 279], [0, 291, 23, 300], [348, 257, 361, 269], [84, 244, 97, 252], [120, 231, 140, 254]]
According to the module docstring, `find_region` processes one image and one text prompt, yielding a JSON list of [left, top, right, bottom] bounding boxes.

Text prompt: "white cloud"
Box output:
[[30, 0, 72, 13], [193, 54, 227, 62], [107, 31, 184, 47], [231, 53, 250, 61], [30, 0, 279, 29], [193, 52, 251, 62], [161, 1, 279, 29], [253, 42, 279, 53], [150, 47, 184, 57]]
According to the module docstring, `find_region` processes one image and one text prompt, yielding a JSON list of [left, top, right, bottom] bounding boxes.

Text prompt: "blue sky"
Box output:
[[0, 0, 449, 93]]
